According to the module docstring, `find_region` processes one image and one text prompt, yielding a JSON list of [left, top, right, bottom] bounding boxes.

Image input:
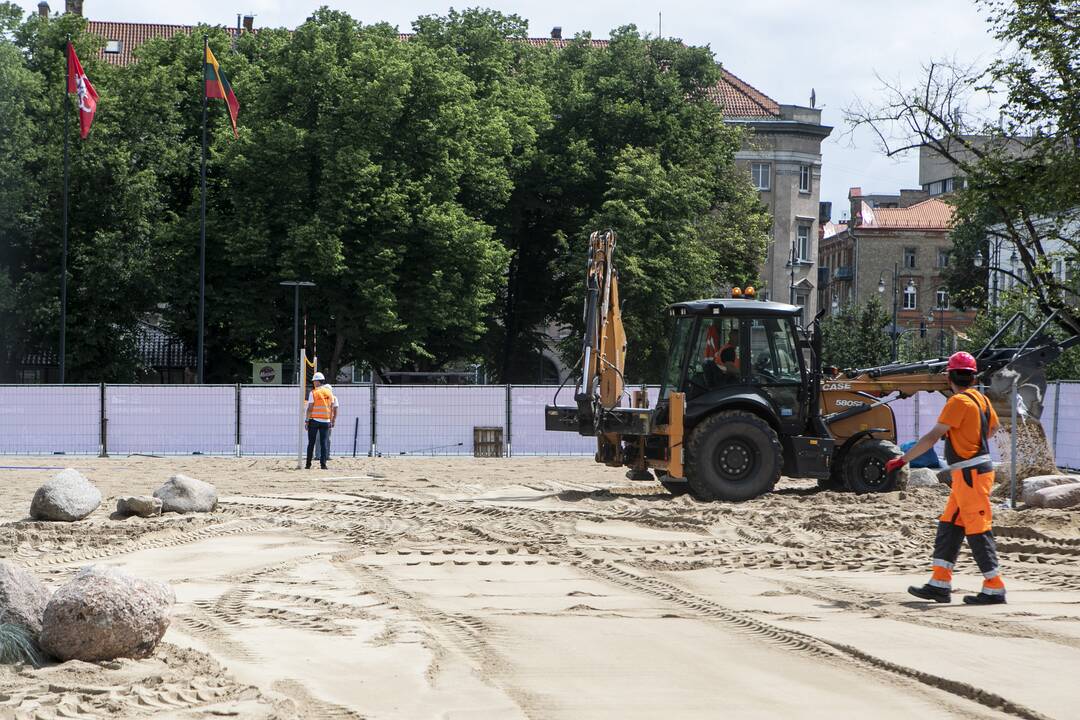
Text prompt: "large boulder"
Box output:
[[39, 566, 173, 662], [115, 495, 163, 518], [29, 469, 101, 522], [0, 562, 51, 636], [906, 468, 943, 489], [153, 474, 217, 514], [1019, 475, 1080, 506], [1029, 482, 1080, 510]]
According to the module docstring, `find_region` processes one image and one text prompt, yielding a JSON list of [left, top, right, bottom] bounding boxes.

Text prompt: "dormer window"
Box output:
[[105, 40, 122, 53]]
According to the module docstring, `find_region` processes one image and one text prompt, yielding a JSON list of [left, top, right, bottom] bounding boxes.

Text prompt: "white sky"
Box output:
[[21, 0, 1004, 216]]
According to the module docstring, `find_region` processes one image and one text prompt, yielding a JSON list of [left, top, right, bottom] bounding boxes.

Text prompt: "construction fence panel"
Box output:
[[106, 385, 236, 455], [0, 385, 100, 455], [510, 385, 595, 455], [1054, 382, 1080, 470], [889, 395, 918, 446], [375, 385, 505, 456], [239, 385, 296, 455], [328, 385, 373, 458]]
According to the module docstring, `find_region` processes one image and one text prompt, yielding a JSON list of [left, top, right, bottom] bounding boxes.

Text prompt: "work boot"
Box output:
[[907, 584, 952, 603], [305, 462, 311, 470], [962, 592, 1006, 605], [320, 464, 328, 470]]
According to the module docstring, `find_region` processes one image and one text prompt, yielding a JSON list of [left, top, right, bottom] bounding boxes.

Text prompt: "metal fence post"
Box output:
[[913, 392, 920, 439], [505, 384, 512, 458], [235, 383, 241, 457], [98, 382, 108, 458], [369, 382, 377, 457], [1052, 380, 1061, 462]]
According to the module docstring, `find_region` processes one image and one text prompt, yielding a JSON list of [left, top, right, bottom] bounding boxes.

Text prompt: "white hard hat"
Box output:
[[312, 372, 325, 382]]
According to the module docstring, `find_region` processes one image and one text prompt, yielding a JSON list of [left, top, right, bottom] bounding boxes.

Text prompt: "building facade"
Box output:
[[727, 98, 832, 317], [818, 188, 973, 355]]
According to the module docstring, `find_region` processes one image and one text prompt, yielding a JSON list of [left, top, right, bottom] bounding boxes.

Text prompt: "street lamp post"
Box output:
[[879, 264, 917, 362], [280, 280, 315, 383]]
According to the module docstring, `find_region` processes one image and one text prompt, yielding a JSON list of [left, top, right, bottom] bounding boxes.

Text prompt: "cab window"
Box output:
[[748, 318, 801, 383], [660, 317, 693, 399], [685, 317, 741, 393]]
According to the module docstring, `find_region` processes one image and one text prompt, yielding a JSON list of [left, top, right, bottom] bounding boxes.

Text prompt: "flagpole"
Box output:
[[197, 35, 208, 384], [60, 37, 70, 384]]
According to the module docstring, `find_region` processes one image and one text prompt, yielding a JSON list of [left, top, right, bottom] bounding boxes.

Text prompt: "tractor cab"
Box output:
[[661, 298, 815, 437]]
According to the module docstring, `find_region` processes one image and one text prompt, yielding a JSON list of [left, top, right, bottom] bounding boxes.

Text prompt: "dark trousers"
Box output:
[[933, 520, 1001, 577], [306, 421, 330, 468]]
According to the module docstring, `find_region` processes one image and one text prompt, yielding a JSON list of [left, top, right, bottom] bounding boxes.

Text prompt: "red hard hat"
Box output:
[[947, 351, 978, 372]]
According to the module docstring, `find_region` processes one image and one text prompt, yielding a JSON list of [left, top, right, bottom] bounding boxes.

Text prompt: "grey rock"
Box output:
[[115, 496, 163, 518], [1029, 482, 1080, 509], [29, 469, 101, 522], [1020, 475, 1080, 506], [906, 468, 942, 489], [0, 562, 51, 636], [153, 474, 217, 514], [39, 566, 173, 662]]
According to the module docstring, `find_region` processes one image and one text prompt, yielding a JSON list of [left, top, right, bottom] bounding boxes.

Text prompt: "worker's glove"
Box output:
[[885, 457, 907, 474]]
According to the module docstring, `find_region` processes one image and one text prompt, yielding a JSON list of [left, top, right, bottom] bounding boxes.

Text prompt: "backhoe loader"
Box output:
[[546, 230, 1078, 501]]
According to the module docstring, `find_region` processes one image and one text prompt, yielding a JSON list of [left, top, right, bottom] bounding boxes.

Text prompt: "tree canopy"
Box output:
[[0, 5, 768, 383]]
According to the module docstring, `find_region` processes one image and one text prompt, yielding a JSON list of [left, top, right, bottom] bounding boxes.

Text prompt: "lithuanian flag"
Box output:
[[204, 45, 239, 138]]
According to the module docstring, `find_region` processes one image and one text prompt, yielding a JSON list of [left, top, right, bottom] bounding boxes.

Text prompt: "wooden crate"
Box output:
[[473, 426, 504, 458]]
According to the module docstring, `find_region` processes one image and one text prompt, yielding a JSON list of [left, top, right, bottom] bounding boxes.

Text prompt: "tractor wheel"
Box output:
[[685, 411, 782, 501], [842, 438, 903, 494]]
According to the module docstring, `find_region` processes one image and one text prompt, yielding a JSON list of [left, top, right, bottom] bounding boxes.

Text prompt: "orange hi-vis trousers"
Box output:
[[928, 465, 1005, 596]]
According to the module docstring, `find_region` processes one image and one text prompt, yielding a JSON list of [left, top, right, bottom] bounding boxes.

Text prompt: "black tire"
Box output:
[[685, 411, 782, 501], [842, 438, 902, 493]]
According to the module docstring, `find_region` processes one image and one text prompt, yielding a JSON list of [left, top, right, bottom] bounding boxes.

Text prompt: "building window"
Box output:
[[750, 163, 771, 191], [938, 248, 950, 268], [795, 225, 810, 261], [936, 289, 949, 309], [799, 165, 811, 193], [105, 40, 122, 53], [903, 247, 917, 269], [904, 283, 918, 310]]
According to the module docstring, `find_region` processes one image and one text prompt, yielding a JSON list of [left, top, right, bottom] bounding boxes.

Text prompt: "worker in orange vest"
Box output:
[[887, 351, 1006, 605], [305, 372, 338, 470]]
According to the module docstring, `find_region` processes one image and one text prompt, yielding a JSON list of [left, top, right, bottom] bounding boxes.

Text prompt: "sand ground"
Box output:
[[1, 455, 1078, 719]]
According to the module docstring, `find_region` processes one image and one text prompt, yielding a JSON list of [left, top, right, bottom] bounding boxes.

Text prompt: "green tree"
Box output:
[[0, 6, 173, 381], [819, 298, 892, 370], [847, 0, 1080, 342]]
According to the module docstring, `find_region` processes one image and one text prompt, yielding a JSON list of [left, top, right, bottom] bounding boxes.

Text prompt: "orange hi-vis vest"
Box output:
[[310, 385, 334, 422]]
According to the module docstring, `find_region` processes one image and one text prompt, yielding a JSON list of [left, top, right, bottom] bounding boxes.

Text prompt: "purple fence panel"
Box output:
[[239, 385, 295, 455], [327, 385, 372, 457], [510, 385, 596, 455], [106, 385, 235, 455], [890, 395, 918, 445], [0, 385, 99, 455], [1055, 382, 1080, 470], [376, 385, 504, 456]]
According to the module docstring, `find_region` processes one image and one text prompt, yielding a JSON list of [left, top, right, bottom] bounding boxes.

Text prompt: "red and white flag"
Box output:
[[66, 42, 98, 139]]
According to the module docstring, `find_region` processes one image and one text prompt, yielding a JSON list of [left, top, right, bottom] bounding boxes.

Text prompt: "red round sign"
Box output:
[[259, 365, 276, 383]]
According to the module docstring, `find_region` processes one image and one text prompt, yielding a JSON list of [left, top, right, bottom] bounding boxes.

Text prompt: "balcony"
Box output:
[[834, 266, 853, 280]]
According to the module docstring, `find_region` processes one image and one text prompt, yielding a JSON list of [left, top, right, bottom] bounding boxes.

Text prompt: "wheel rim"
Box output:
[[713, 438, 757, 482], [859, 456, 888, 489]]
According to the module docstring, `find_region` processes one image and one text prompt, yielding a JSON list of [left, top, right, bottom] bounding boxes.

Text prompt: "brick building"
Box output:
[[818, 188, 973, 354]]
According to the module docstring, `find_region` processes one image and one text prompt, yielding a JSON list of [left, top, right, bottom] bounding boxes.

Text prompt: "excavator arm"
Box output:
[[546, 230, 669, 469]]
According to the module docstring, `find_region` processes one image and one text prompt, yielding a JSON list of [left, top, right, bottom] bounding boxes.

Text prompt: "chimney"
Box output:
[[550, 26, 562, 40], [64, 0, 82, 16], [898, 188, 929, 207], [242, 14, 254, 32], [37, 1, 49, 17], [848, 187, 863, 227]]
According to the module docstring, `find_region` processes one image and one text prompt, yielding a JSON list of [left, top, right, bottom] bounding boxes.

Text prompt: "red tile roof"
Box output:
[[859, 198, 954, 230], [85, 21, 780, 119]]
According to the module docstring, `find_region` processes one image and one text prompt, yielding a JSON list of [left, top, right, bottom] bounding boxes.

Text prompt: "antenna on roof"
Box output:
[[658, 11, 662, 38], [810, 88, 816, 109]]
